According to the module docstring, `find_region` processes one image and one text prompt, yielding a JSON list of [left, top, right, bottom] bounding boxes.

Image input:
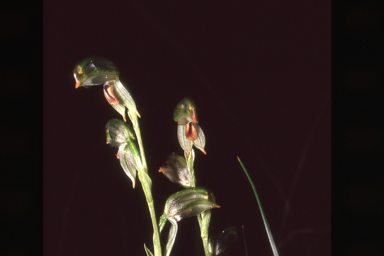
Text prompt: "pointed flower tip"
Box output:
[[197, 148, 206, 155], [136, 111, 141, 118], [158, 167, 163, 173], [237, 156, 241, 161], [214, 204, 221, 208]]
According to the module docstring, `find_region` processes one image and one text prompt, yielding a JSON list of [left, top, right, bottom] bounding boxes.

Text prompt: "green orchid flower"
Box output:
[[159, 153, 191, 188], [158, 187, 220, 256], [73, 56, 140, 121], [105, 119, 142, 188], [173, 97, 206, 156]]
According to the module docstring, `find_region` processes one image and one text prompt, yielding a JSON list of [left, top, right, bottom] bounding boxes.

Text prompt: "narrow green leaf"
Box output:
[[237, 156, 279, 256]]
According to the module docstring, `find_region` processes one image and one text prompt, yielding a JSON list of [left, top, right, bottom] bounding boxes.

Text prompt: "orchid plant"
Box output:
[[73, 56, 278, 256]]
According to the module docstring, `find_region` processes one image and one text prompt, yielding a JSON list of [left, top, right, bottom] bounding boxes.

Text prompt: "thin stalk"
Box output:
[[185, 149, 211, 256], [128, 111, 148, 172], [197, 210, 211, 256], [128, 111, 161, 256], [237, 156, 279, 256], [184, 149, 196, 187], [139, 174, 161, 256]]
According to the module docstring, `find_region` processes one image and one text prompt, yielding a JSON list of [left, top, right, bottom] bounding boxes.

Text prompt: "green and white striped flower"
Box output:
[[105, 119, 142, 188], [173, 97, 206, 156], [74, 56, 140, 121]]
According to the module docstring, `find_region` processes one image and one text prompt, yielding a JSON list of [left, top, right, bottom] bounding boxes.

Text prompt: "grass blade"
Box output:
[[237, 156, 279, 256]]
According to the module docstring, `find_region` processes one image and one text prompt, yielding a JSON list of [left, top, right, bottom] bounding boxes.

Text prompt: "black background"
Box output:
[[1, 0, 382, 256], [44, 2, 330, 256]]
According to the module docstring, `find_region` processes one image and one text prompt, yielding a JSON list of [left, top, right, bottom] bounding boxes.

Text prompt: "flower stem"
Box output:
[[128, 111, 161, 256], [139, 172, 162, 256], [128, 111, 148, 172], [185, 149, 211, 256], [197, 210, 212, 256], [184, 149, 196, 187]]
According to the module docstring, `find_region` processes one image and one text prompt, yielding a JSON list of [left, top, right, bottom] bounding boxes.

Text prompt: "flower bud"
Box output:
[[159, 153, 191, 187]]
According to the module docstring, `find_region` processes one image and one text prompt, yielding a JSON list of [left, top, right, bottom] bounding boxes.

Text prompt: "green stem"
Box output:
[[139, 172, 161, 256], [184, 149, 196, 187], [197, 210, 211, 256], [185, 149, 211, 256], [128, 111, 161, 256], [129, 111, 148, 172], [237, 156, 279, 256]]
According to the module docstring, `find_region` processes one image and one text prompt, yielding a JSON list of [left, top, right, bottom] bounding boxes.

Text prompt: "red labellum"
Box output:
[[103, 84, 119, 106], [185, 122, 197, 140]]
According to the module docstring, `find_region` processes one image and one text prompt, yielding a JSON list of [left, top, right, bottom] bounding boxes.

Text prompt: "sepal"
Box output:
[[117, 141, 142, 188], [73, 56, 120, 88], [112, 80, 141, 119], [191, 123, 206, 154], [173, 97, 198, 123]]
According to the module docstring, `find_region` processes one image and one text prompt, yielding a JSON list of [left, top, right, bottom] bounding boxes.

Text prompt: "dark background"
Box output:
[[2, 0, 381, 256], [43, 2, 331, 256]]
